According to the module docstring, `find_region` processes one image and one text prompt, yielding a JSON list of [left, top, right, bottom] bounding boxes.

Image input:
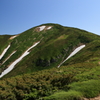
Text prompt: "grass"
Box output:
[[0, 35, 11, 54], [43, 90, 83, 100], [68, 80, 100, 98], [44, 80, 100, 99], [1, 23, 100, 77]]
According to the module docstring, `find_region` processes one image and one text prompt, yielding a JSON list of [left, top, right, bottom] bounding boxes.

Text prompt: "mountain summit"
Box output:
[[0, 23, 100, 100], [0, 23, 100, 78]]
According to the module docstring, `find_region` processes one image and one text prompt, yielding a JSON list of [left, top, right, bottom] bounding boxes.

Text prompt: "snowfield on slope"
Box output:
[[47, 26, 52, 30], [38, 26, 52, 31], [39, 26, 46, 31], [58, 45, 86, 68], [9, 35, 18, 40], [0, 42, 40, 78], [2, 51, 16, 65], [0, 45, 10, 60]]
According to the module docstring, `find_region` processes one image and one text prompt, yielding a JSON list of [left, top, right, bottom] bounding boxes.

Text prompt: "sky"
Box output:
[[0, 0, 100, 35]]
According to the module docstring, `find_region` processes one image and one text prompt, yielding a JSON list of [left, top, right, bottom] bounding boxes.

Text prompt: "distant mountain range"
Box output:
[[0, 23, 100, 100]]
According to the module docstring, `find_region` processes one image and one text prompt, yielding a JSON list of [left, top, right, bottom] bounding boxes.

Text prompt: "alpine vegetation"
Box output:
[[58, 45, 85, 68], [0, 23, 100, 100], [0, 42, 40, 78]]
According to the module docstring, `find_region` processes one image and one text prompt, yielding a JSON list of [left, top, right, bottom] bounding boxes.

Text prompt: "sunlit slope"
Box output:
[[0, 23, 100, 78], [0, 35, 11, 54]]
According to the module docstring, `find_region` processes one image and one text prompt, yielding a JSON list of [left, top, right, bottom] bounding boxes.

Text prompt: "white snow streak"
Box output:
[[39, 26, 46, 31], [58, 45, 85, 68], [47, 26, 52, 30], [0, 45, 10, 60], [0, 42, 40, 78], [2, 51, 16, 65], [10, 35, 17, 40]]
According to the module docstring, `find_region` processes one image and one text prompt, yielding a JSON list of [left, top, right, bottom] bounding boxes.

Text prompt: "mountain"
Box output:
[[0, 23, 100, 100]]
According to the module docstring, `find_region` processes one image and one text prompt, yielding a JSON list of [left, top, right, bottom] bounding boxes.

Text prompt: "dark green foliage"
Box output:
[[0, 68, 75, 100], [0, 61, 100, 99]]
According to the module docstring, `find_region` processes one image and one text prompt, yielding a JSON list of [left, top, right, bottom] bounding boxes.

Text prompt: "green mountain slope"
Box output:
[[0, 23, 100, 78], [0, 35, 11, 54], [0, 23, 100, 100]]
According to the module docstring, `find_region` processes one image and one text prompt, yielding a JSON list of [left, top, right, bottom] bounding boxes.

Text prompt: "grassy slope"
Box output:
[[2, 24, 100, 78], [0, 24, 100, 99], [0, 35, 11, 53], [0, 24, 99, 77]]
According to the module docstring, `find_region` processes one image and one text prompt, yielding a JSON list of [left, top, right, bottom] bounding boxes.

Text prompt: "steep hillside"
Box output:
[[0, 35, 11, 54], [0, 23, 100, 78], [1, 23, 100, 100]]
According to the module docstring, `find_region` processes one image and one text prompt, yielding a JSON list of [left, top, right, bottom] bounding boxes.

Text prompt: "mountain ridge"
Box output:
[[0, 23, 100, 78], [0, 23, 100, 99]]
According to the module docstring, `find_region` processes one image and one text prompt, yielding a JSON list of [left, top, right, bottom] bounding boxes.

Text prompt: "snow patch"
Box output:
[[39, 26, 46, 31], [2, 51, 16, 65], [9, 35, 17, 40], [0, 42, 40, 78], [0, 45, 10, 60], [47, 26, 52, 30], [58, 45, 86, 68], [35, 25, 52, 32]]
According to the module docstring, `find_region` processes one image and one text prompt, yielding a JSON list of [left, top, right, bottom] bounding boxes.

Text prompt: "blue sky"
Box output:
[[0, 0, 100, 35]]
